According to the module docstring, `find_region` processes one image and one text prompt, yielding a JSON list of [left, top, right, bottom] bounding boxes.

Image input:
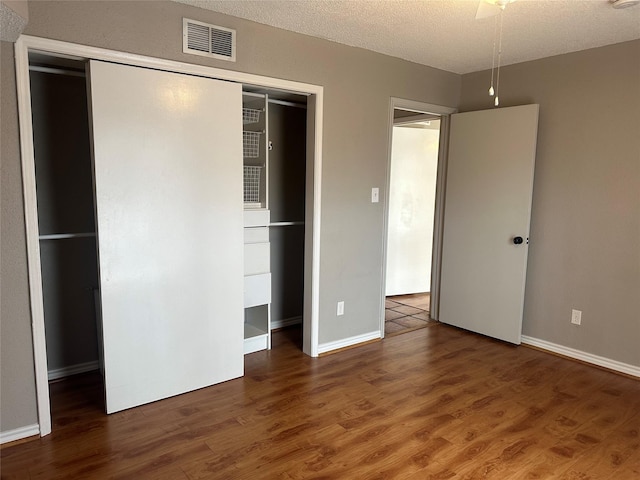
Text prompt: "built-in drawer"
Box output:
[[244, 273, 271, 308], [244, 242, 270, 276], [244, 227, 269, 244], [244, 209, 270, 228]]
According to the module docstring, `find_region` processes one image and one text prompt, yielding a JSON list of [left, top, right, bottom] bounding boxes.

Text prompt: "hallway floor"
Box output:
[[385, 292, 434, 337]]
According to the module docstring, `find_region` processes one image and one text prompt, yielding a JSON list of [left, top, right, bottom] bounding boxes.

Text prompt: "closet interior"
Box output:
[[242, 89, 307, 353], [28, 52, 307, 416], [29, 55, 102, 384], [264, 98, 307, 331]]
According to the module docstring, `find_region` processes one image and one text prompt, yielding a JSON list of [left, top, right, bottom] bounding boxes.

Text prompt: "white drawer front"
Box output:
[[244, 242, 270, 276], [244, 273, 272, 308], [244, 227, 269, 244], [244, 209, 270, 227]]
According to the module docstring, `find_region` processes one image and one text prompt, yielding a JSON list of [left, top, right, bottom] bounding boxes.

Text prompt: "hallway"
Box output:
[[385, 292, 433, 337]]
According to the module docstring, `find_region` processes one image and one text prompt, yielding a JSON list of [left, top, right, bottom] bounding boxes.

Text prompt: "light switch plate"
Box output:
[[371, 187, 379, 203], [571, 309, 582, 325]]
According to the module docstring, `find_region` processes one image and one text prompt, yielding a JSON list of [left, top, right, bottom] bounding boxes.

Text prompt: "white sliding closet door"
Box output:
[[88, 60, 244, 413]]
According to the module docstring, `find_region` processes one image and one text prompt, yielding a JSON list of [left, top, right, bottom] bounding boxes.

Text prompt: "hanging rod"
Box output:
[[268, 99, 307, 109], [39, 232, 95, 240], [269, 221, 304, 227], [29, 65, 86, 78]]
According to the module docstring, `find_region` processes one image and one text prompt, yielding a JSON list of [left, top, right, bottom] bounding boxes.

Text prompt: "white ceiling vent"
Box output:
[[183, 18, 236, 62]]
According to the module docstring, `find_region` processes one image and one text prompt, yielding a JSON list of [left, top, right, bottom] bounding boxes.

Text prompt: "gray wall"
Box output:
[[1, 40, 38, 431], [1, 1, 460, 433], [460, 40, 640, 367]]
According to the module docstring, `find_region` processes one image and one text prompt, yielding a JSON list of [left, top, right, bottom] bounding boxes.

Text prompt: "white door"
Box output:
[[88, 60, 244, 413], [439, 104, 539, 344]]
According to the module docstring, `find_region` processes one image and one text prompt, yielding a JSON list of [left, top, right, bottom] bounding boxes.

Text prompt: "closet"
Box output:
[[266, 100, 307, 331], [29, 59, 101, 382], [28, 50, 309, 421], [242, 91, 307, 352]]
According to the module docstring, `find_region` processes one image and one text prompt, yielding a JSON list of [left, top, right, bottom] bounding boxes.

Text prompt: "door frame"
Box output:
[[380, 98, 456, 336], [15, 35, 324, 437]]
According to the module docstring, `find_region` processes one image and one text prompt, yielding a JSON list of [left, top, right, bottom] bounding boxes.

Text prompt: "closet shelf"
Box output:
[[244, 323, 269, 355], [39, 232, 96, 240], [244, 323, 268, 339]]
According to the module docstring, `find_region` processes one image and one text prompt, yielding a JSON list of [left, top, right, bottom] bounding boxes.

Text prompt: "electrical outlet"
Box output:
[[571, 309, 582, 325], [337, 301, 345, 316]]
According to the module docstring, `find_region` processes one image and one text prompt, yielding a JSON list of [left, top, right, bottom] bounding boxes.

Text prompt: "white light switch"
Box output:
[[371, 187, 379, 203]]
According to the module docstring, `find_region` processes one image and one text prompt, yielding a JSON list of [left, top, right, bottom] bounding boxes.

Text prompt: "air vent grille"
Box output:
[[211, 29, 234, 58], [183, 18, 236, 62], [187, 23, 210, 53]]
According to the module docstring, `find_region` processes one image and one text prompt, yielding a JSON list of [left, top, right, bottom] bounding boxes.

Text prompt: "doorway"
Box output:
[[384, 112, 440, 336], [381, 99, 457, 338]]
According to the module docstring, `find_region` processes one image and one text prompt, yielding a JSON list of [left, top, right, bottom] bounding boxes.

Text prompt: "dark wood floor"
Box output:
[[2, 324, 639, 479]]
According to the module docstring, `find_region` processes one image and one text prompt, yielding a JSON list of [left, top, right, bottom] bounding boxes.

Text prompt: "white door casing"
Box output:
[[380, 99, 457, 336], [439, 104, 539, 344], [88, 60, 244, 413]]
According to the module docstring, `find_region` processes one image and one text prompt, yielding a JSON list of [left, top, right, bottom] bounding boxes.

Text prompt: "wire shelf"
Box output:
[[243, 165, 262, 204], [242, 108, 261, 125], [243, 131, 262, 158]]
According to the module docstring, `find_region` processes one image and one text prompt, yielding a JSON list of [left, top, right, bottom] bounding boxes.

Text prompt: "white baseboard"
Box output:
[[0, 424, 39, 445], [48, 360, 100, 381], [521, 335, 640, 378], [271, 316, 302, 330], [318, 331, 381, 355]]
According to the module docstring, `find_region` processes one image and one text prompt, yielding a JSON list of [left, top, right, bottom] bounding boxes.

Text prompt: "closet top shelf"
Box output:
[[39, 232, 96, 240]]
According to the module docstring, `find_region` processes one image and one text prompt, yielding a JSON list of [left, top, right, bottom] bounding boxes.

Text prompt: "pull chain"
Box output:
[[489, 14, 498, 97], [494, 9, 504, 107]]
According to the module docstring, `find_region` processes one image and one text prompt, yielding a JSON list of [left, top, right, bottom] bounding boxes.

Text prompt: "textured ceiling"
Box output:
[[173, 0, 640, 74], [0, 1, 28, 42]]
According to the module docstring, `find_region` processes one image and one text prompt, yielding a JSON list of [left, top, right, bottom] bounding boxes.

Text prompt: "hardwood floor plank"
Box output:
[[551, 412, 640, 478], [2, 324, 638, 479]]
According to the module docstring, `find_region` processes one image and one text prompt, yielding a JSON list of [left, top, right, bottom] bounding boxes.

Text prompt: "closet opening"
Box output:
[[29, 64, 311, 418], [241, 87, 307, 353], [28, 53, 105, 414], [15, 36, 323, 436]]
